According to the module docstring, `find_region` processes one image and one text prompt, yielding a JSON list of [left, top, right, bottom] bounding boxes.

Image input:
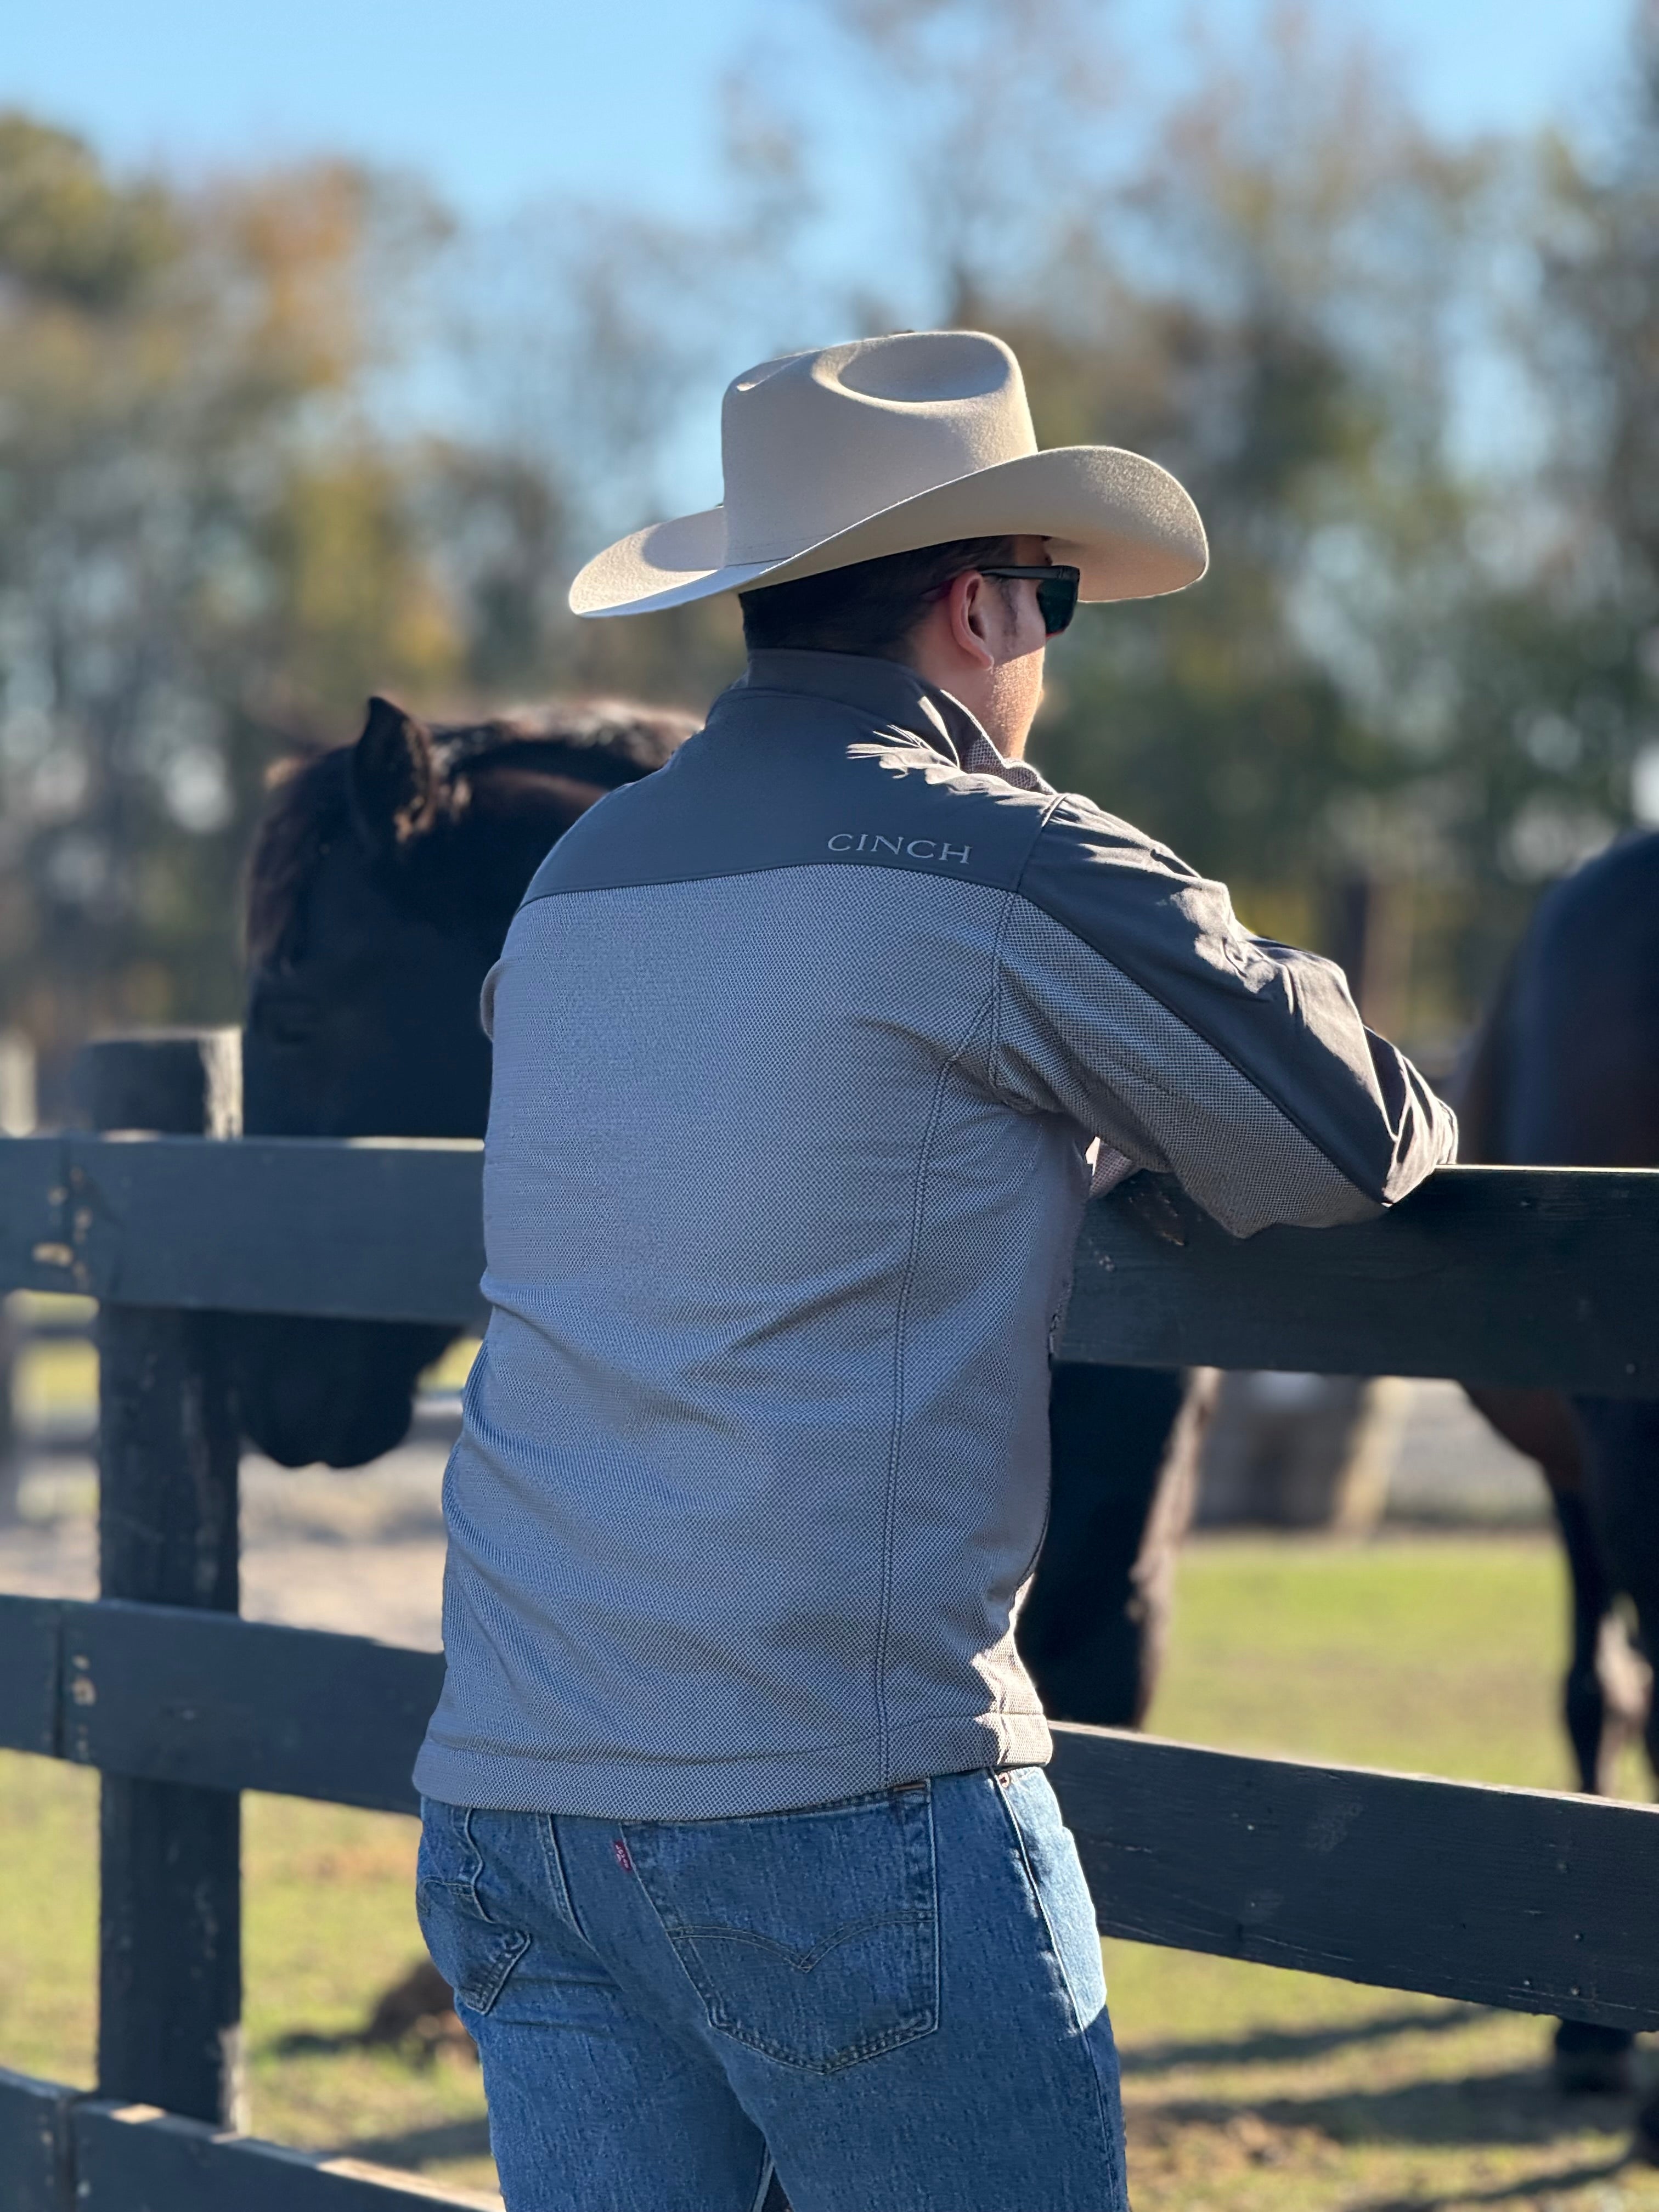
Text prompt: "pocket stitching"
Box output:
[[633, 1786, 940, 2074], [535, 1814, 585, 1939], [416, 1806, 532, 2017], [659, 1905, 930, 1971]]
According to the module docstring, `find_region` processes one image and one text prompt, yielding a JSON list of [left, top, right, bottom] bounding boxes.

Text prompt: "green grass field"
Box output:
[[4, 1531, 1657, 2210]]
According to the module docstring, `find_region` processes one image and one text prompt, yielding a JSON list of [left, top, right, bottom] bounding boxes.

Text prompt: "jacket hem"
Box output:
[[411, 1709, 1053, 1822]]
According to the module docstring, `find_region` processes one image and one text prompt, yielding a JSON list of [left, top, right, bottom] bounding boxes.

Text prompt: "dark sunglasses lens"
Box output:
[[1036, 573, 1079, 636]]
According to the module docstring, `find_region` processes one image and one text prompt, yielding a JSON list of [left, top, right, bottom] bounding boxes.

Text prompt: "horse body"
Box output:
[[1458, 830, 1659, 2095], [234, 692, 1202, 1728], [1462, 831, 1659, 1794]]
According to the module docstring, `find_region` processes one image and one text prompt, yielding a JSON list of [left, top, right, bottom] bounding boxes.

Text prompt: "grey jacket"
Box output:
[[414, 649, 1455, 1820]]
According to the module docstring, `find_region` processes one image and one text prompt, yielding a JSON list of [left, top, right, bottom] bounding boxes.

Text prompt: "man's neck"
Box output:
[[895, 645, 1037, 761], [736, 648, 1053, 797]]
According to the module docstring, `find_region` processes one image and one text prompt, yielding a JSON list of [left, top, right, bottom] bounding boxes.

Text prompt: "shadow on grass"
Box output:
[[334, 2077, 1641, 2201], [1120, 2002, 1487, 2076], [1143, 2067, 1637, 2152], [1344, 2149, 1632, 2210], [331, 2115, 493, 2170]]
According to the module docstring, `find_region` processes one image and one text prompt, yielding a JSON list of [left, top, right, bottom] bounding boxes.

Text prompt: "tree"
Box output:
[[0, 122, 473, 1063]]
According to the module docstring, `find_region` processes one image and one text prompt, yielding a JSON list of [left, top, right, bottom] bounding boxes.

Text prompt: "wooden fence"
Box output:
[[2, 1037, 1658, 2204]]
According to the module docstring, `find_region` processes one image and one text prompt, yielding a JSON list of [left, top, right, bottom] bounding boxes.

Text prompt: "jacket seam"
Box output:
[[992, 792, 1068, 1094], [418, 1702, 1051, 1774], [519, 854, 1027, 911], [1011, 792, 1073, 902], [986, 884, 1019, 1090], [998, 876, 1386, 1208], [873, 990, 996, 1787]]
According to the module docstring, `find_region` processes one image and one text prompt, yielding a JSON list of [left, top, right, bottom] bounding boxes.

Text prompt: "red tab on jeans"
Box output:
[[612, 1837, 634, 1874]]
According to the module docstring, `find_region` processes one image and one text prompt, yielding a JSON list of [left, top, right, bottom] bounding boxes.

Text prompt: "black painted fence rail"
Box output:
[[4, 1592, 1659, 2035], [0, 2064, 499, 2210], [4, 1133, 1659, 1388]]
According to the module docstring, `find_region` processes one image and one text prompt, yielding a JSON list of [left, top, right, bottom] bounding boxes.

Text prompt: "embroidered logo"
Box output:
[[827, 833, 970, 864], [612, 1837, 634, 1874]]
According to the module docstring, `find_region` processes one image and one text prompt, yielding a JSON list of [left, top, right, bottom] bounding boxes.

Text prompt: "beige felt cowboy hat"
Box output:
[[569, 329, 1208, 619]]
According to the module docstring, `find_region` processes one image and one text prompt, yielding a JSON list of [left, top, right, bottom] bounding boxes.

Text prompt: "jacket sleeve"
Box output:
[[990, 796, 1457, 1237]]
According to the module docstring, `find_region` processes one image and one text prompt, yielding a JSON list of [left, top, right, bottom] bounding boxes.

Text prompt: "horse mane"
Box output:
[[245, 697, 695, 968]]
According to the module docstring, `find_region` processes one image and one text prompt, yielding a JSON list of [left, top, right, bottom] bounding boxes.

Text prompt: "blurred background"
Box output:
[[6, 5, 1659, 2205], [3, 0, 1658, 1091]]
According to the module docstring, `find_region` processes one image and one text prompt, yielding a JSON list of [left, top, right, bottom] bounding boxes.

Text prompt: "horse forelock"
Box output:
[[245, 698, 698, 968]]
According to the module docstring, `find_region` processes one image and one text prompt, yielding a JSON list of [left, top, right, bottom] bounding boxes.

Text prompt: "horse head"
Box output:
[[233, 691, 693, 1467]]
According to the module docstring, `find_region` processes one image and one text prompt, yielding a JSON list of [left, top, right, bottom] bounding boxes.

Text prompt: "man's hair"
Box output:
[[738, 535, 1026, 657]]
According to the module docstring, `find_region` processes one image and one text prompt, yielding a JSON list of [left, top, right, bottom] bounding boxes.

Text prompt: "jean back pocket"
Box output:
[[415, 1798, 532, 2017], [627, 1783, 939, 2074]]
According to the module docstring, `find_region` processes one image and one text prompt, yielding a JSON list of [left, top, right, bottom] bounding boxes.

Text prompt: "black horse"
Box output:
[[233, 693, 1206, 1729], [1459, 832, 1659, 1794], [1459, 827, 1659, 2099], [233, 695, 693, 1468]]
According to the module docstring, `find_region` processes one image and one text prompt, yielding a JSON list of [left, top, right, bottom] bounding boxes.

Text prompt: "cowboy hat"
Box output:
[[569, 329, 1207, 620]]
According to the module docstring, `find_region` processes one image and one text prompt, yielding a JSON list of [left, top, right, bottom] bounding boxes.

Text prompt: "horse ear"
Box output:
[[348, 696, 439, 852]]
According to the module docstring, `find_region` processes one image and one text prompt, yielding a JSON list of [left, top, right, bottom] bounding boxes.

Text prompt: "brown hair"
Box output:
[[738, 535, 1025, 657]]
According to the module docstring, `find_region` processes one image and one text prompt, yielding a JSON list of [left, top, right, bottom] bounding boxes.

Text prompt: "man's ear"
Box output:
[[946, 573, 997, 670], [348, 696, 440, 853]]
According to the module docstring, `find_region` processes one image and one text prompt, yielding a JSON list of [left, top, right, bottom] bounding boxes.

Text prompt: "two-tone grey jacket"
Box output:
[[414, 648, 1456, 1821]]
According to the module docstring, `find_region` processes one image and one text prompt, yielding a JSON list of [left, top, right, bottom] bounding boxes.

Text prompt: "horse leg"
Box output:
[[1573, 1398, 1659, 1778], [1461, 1383, 1632, 1792], [1545, 1481, 1645, 2093], [1553, 1397, 1659, 2100], [1548, 1486, 1616, 1796], [1017, 1365, 1215, 1727], [1464, 1383, 1643, 2088], [1122, 1370, 1218, 1723]]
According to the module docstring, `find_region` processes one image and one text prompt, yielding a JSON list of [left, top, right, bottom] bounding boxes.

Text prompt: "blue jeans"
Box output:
[[417, 1768, 1127, 2212]]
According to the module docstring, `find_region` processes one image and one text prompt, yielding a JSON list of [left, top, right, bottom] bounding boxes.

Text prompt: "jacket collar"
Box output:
[[727, 648, 1054, 796]]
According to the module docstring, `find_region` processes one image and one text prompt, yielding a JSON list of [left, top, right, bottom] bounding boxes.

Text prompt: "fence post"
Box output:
[[80, 1030, 246, 2127]]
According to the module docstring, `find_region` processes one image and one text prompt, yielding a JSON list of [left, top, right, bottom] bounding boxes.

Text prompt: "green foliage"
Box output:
[[0, 128, 552, 1064], [1013, 299, 1396, 922], [0, 112, 177, 308]]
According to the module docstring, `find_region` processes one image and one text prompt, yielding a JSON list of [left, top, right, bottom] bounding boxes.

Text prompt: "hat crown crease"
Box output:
[[719, 331, 1036, 566]]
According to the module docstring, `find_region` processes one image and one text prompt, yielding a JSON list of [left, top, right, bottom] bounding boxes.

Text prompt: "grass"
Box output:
[[4, 1530, 1658, 2209]]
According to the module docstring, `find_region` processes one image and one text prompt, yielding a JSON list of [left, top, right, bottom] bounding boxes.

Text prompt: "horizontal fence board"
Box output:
[[0, 1597, 60, 1756], [1052, 1724, 1659, 2031], [72, 2099, 496, 2210], [0, 2068, 74, 2212], [3, 1138, 1659, 1385], [75, 1135, 488, 1328], [12, 1596, 1659, 2027], [1062, 1166, 1659, 1392], [0, 1134, 487, 1326], [60, 1602, 438, 1817]]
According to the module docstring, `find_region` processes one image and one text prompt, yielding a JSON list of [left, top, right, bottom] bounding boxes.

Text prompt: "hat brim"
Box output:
[[568, 445, 1207, 618]]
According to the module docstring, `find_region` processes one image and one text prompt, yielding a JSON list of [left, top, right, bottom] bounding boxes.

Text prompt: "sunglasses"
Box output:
[[978, 563, 1082, 637]]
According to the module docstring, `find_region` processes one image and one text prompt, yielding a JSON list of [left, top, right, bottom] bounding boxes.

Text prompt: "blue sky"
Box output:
[[5, 0, 1639, 223], [8, 0, 1637, 526]]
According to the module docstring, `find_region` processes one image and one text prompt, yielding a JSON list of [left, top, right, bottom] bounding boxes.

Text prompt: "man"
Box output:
[[414, 331, 1456, 2212]]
